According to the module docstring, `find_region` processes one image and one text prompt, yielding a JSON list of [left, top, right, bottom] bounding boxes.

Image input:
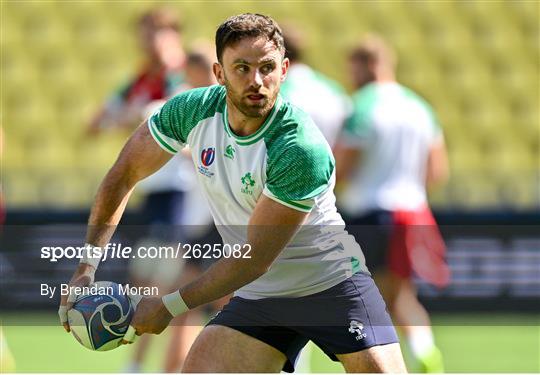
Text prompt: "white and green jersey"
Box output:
[[148, 85, 366, 299], [338, 82, 443, 215]]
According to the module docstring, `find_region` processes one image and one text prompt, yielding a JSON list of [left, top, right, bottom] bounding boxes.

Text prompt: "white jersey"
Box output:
[[338, 82, 442, 215], [280, 64, 351, 147], [149, 85, 367, 299]]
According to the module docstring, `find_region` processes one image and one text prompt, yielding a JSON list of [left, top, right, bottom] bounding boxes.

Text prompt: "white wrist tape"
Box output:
[[162, 291, 189, 317], [79, 243, 103, 269], [58, 305, 68, 324]]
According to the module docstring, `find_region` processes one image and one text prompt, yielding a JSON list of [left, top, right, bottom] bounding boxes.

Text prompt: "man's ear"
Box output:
[[213, 62, 225, 85], [280, 57, 290, 82]]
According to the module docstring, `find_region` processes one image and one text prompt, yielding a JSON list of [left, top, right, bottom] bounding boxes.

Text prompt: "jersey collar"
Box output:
[[223, 96, 283, 146]]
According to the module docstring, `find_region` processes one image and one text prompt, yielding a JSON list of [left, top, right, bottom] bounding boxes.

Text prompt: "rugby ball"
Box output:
[[67, 281, 134, 351]]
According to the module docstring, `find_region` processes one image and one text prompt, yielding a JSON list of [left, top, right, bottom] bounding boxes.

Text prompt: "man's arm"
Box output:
[[60, 122, 173, 331], [334, 142, 361, 186], [89, 102, 151, 135], [181, 195, 307, 306], [126, 195, 308, 337], [86, 122, 173, 245], [426, 137, 449, 191]]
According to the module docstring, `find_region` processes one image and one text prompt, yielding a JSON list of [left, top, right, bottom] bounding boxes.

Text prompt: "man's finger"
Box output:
[[66, 285, 82, 309], [58, 305, 69, 331], [63, 322, 71, 333], [67, 292, 77, 303]]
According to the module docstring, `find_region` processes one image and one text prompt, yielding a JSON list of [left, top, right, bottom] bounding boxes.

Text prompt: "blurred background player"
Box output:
[[334, 34, 450, 373], [280, 25, 352, 373], [86, 8, 212, 373], [184, 41, 218, 89], [280, 25, 351, 148], [88, 8, 187, 135]]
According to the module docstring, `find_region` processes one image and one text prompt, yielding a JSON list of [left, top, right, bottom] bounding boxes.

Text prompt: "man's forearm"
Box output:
[[175, 199, 305, 310], [84, 123, 174, 248], [179, 256, 265, 309], [85, 167, 136, 247]]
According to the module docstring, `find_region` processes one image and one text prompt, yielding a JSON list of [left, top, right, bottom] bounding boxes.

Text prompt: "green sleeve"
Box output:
[[264, 115, 334, 212], [148, 85, 225, 153]]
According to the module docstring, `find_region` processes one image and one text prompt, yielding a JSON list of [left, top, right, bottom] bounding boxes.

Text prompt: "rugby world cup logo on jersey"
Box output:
[[201, 147, 215, 167], [198, 147, 215, 177]]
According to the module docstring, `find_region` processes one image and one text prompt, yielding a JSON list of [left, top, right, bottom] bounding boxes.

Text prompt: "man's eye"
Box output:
[[261, 65, 274, 74], [237, 65, 248, 73]]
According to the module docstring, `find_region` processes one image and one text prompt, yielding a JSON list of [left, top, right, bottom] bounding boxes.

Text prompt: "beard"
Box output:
[[224, 79, 278, 118]]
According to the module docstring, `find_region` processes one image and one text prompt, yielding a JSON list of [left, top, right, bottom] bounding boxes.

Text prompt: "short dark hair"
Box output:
[[187, 42, 216, 70], [215, 13, 285, 63], [138, 7, 182, 32], [349, 34, 396, 69]]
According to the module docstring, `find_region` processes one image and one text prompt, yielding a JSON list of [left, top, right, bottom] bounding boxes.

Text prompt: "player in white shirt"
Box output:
[[60, 15, 406, 373], [334, 34, 449, 373]]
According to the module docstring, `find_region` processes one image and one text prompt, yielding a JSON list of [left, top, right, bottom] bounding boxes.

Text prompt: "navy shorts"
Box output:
[[207, 272, 398, 372]]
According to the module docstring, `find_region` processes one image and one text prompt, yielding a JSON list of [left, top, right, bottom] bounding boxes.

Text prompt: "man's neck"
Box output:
[[226, 97, 275, 137], [375, 77, 395, 84], [146, 54, 185, 74], [374, 68, 395, 83], [357, 75, 396, 91]]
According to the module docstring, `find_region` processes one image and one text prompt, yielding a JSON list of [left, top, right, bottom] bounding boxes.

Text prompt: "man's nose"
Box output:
[[251, 70, 263, 88]]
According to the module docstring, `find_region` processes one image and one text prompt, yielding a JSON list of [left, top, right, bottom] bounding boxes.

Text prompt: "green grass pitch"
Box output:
[[2, 313, 539, 373]]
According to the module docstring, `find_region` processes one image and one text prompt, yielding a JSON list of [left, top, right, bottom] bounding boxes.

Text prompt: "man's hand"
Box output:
[[121, 297, 173, 345], [58, 263, 96, 332]]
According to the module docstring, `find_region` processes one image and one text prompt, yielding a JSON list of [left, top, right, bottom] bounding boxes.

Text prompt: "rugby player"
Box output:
[[60, 14, 406, 373], [334, 34, 450, 373]]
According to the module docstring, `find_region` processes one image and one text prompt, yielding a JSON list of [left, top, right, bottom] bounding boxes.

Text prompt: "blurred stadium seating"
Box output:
[[1, 1, 538, 209]]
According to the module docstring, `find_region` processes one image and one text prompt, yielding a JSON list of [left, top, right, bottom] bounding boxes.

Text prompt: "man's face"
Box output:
[[349, 57, 375, 89], [139, 24, 181, 61], [214, 36, 288, 118]]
